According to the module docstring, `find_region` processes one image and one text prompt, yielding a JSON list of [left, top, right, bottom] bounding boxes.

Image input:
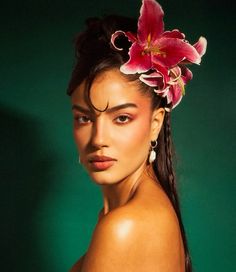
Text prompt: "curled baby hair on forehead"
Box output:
[[84, 67, 163, 113]]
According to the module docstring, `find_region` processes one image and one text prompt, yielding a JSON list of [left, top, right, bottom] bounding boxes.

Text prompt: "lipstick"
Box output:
[[89, 155, 116, 171]]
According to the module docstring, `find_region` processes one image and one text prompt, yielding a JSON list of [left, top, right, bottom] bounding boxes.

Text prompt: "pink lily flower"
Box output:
[[140, 65, 193, 109], [111, 0, 206, 74], [111, 0, 207, 110], [139, 63, 169, 89], [164, 66, 193, 108]]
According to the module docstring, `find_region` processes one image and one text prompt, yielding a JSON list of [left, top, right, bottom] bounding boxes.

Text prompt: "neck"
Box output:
[[100, 163, 154, 215]]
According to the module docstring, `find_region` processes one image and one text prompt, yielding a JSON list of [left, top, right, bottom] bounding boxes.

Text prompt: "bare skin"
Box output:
[[70, 69, 185, 271], [70, 168, 185, 272]]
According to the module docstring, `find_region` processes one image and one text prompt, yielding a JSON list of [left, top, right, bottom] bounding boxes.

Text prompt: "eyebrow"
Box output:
[[72, 103, 138, 114]]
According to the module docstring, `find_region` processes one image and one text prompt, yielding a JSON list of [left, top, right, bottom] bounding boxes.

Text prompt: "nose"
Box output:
[[90, 118, 109, 148]]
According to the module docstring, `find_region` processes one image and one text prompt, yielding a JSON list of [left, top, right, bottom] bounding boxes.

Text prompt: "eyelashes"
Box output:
[[74, 114, 133, 126], [114, 115, 132, 124], [75, 115, 92, 125]]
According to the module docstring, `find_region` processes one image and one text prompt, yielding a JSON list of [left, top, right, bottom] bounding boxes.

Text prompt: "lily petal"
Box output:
[[180, 66, 193, 84], [169, 66, 182, 84], [153, 37, 201, 67], [152, 62, 169, 81], [167, 84, 183, 108], [155, 86, 170, 96], [139, 71, 165, 88], [162, 29, 185, 39], [138, 0, 164, 44], [193, 36, 207, 57], [120, 42, 152, 74], [111, 30, 137, 51]]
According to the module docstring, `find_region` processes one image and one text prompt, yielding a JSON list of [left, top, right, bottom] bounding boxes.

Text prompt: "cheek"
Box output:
[[73, 125, 90, 153], [115, 116, 151, 157]]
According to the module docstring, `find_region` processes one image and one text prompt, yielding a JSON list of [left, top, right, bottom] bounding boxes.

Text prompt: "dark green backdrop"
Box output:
[[1, 0, 235, 271]]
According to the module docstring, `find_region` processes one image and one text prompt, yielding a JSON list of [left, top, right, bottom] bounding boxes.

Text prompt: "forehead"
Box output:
[[71, 69, 151, 111]]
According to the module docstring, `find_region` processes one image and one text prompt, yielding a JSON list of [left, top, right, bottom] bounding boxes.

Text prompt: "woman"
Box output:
[[67, 0, 207, 271]]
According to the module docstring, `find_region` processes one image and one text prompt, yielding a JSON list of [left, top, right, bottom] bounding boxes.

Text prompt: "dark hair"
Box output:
[[67, 15, 192, 272]]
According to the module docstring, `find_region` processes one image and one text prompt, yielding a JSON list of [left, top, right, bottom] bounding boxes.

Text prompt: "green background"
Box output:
[[1, 0, 235, 271]]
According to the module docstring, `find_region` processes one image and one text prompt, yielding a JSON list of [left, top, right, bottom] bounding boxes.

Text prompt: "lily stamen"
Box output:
[[143, 46, 166, 57]]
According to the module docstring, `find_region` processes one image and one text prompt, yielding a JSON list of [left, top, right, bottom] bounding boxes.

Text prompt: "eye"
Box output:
[[115, 115, 132, 124], [75, 115, 92, 125]]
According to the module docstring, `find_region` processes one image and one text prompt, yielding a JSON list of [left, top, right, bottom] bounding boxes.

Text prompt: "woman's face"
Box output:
[[71, 69, 164, 185]]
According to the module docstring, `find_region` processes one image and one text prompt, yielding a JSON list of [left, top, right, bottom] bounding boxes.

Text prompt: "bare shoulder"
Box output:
[[81, 179, 185, 272]]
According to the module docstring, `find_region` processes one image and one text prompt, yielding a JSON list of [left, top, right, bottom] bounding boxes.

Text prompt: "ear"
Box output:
[[150, 107, 165, 141]]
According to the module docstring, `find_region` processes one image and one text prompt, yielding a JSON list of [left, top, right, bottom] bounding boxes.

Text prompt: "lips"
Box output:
[[89, 155, 116, 162], [89, 155, 117, 171]]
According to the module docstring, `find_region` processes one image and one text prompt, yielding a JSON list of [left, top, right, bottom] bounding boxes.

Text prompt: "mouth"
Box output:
[[88, 155, 117, 171]]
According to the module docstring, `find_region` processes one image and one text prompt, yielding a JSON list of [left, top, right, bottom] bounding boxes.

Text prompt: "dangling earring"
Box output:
[[78, 155, 81, 164], [149, 140, 158, 164]]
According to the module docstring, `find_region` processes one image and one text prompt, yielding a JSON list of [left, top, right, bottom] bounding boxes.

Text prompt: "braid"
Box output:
[[154, 111, 192, 272], [164, 112, 179, 211]]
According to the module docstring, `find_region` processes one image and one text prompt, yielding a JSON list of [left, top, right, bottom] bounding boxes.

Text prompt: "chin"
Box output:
[[88, 171, 123, 186]]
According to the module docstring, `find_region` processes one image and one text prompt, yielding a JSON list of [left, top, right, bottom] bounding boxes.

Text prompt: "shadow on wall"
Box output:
[[0, 104, 55, 272]]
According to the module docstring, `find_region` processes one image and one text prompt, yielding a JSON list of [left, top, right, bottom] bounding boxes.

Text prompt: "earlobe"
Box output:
[[150, 107, 165, 140]]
